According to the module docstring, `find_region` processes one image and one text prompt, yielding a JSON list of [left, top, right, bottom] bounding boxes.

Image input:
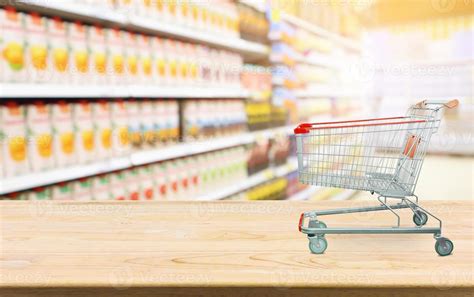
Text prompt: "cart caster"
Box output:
[[308, 220, 327, 229], [435, 237, 454, 256], [308, 220, 327, 237], [309, 237, 328, 254], [413, 210, 428, 226]]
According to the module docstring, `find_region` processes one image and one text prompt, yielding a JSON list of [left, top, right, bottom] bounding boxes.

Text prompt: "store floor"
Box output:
[[353, 155, 474, 201]]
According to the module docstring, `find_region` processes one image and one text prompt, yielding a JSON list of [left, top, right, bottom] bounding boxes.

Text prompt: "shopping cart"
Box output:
[[295, 99, 459, 256]]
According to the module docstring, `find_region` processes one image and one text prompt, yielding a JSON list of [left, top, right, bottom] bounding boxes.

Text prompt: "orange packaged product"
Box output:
[[110, 100, 130, 156], [69, 22, 89, 84], [106, 28, 126, 85], [124, 32, 139, 84], [138, 34, 154, 84], [89, 25, 108, 84], [164, 39, 177, 85], [51, 101, 76, 167], [25, 12, 49, 83], [49, 17, 69, 83], [92, 101, 112, 160], [1, 8, 26, 83], [26, 102, 55, 172], [73, 101, 96, 164], [0, 102, 29, 177], [151, 37, 165, 85]]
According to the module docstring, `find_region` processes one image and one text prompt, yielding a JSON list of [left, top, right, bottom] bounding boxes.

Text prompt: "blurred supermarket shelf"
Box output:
[[132, 125, 293, 166], [0, 158, 131, 195], [295, 87, 360, 98], [288, 186, 322, 201], [238, 0, 266, 13], [0, 125, 294, 195], [295, 54, 340, 69], [331, 189, 357, 201], [0, 84, 250, 99], [198, 157, 298, 201], [13, 0, 270, 59], [281, 13, 361, 52]]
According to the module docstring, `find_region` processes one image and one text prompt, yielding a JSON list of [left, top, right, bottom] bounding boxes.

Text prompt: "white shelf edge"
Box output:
[[0, 158, 131, 195], [238, 0, 266, 13], [0, 84, 250, 99], [288, 186, 322, 201], [331, 189, 357, 201], [15, 0, 270, 57], [197, 157, 298, 201], [281, 13, 361, 52], [0, 126, 294, 195]]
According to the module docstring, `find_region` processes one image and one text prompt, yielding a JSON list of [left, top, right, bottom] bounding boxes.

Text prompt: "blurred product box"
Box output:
[[92, 101, 112, 160], [73, 101, 96, 164], [26, 102, 54, 172], [237, 3, 269, 43], [182, 99, 247, 141], [28, 187, 52, 200], [110, 100, 130, 157], [92, 174, 111, 201], [25, 13, 49, 83], [69, 21, 89, 84], [51, 101, 76, 167], [1, 102, 28, 177], [73, 178, 93, 201], [52, 182, 74, 201], [48, 17, 69, 83], [0, 8, 26, 82], [107, 28, 126, 85], [89, 25, 108, 85]]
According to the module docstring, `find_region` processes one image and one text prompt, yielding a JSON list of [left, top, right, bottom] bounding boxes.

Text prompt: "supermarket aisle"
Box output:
[[353, 155, 474, 201]]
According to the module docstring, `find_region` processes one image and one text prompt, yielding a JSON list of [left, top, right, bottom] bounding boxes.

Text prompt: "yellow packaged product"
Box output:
[[111, 100, 130, 156], [51, 101, 76, 167], [25, 12, 49, 83], [26, 102, 55, 172], [1, 102, 29, 177], [106, 28, 125, 85], [92, 101, 112, 160], [89, 25, 108, 84], [69, 22, 89, 84], [48, 17, 69, 83], [1, 8, 26, 82], [124, 32, 139, 84], [73, 101, 95, 164]]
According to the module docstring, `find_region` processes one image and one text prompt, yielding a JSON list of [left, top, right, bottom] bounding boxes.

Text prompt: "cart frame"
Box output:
[[295, 99, 459, 256]]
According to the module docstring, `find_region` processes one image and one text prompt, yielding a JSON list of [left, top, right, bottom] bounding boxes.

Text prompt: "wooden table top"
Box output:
[[0, 200, 472, 296]]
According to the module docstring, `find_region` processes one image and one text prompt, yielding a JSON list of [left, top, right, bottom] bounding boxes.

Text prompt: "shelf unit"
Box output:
[[288, 186, 322, 201], [281, 13, 361, 52], [13, 0, 270, 59], [0, 84, 250, 99], [198, 157, 297, 201], [0, 125, 294, 195]]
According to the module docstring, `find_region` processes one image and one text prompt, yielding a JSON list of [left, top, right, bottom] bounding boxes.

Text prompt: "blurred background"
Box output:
[[0, 0, 472, 202]]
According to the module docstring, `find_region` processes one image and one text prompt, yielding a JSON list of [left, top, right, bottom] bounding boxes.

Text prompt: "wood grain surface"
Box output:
[[0, 200, 472, 297]]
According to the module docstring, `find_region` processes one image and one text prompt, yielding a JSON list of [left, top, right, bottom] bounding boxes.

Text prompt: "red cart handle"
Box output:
[[294, 116, 426, 134], [298, 213, 304, 232]]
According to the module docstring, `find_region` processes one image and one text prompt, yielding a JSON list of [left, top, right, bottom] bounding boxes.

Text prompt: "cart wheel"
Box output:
[[435, 237, 454, 256], [413, 210, 428, 226], [309, 237, 327, 254]]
